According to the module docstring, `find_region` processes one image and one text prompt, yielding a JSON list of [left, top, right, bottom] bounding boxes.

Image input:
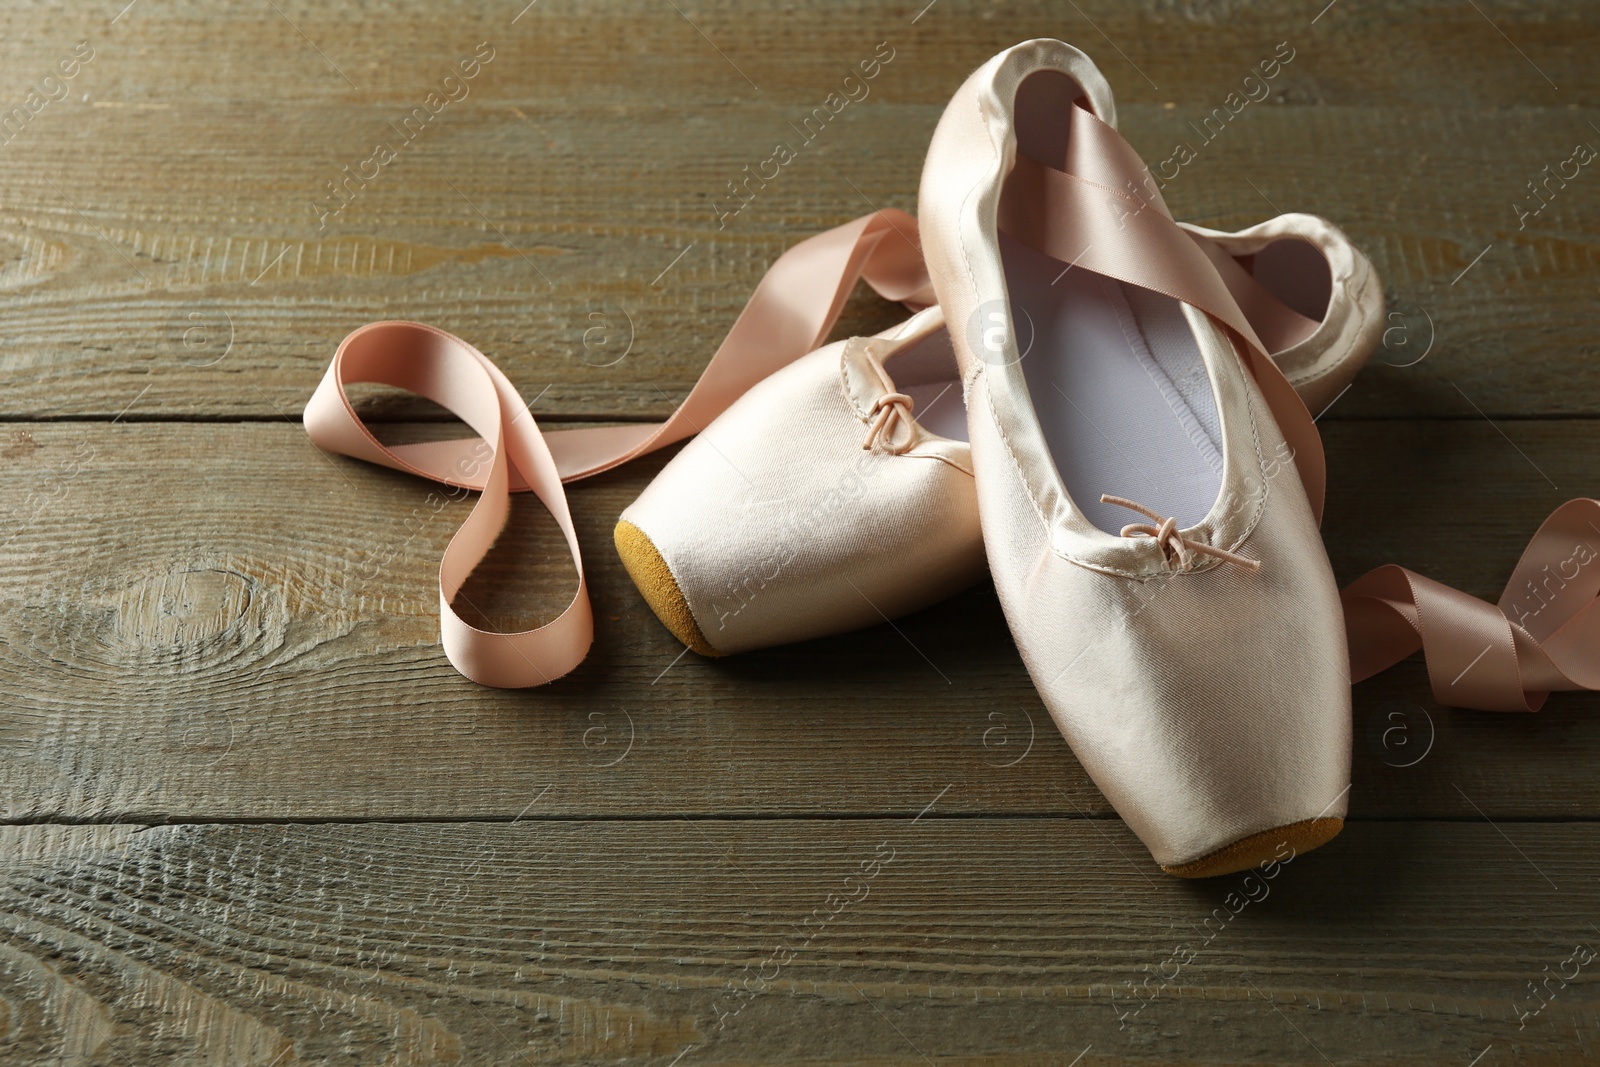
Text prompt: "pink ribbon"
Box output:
[[305, 107, 1599, 712], [1343, 499, 1600, 712], [304, 210, 930, 687], [997, 102, 1328, 522], [998, 103, 1600, 713]]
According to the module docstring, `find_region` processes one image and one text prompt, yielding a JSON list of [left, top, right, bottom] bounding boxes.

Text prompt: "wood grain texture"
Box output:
[[2, 820, 1597, 1066], [2, 0, 1591, 109], [0, 4, 1593, 420], [4, 100, 1596, 421], [1, 419, 1597, 824], [1, 0, 1597, 1062]]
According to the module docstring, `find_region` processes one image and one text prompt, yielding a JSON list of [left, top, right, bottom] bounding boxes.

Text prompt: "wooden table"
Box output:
[[1, 1, 1596, 1063]]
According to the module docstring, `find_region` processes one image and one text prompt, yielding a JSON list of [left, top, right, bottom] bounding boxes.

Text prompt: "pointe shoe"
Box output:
[[616, 41, 1380, 661], [918, 39, 1351, 876], [1177, 214, 1384, 415], [616, 304, 984, 655], [615, 208, 1381, 658]]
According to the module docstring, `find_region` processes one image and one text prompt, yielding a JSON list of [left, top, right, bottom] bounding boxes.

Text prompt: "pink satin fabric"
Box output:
[[994, 102, 1600, 714], [304, 210, 930, 687], [304, 194, 1598, 713], [1343, 498, 1600, 712], [996, 100, 1328, 522]]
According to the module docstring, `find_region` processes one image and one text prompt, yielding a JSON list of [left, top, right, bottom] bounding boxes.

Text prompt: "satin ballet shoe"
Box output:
[[615, 204, 1379, 658], [616, 303, 984, 656], [1176, 213, 1383, 415], [919, 39, 1351, 876]]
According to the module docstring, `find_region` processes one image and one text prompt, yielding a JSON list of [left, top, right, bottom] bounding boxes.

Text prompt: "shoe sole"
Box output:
[[1159, 817, 1343, 878], [613, 519, 721, 657]]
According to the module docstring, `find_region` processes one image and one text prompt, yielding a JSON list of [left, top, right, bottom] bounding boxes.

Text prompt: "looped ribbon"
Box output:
[[304, 209, 930, 687], [305, 106, 1600, 713], [1342, 499, 1600, 712], [1100, 494, 1262, 573], [861, 392, 916, 453]]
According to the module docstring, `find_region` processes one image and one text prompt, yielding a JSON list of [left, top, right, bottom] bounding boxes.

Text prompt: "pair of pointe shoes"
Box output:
[[616, 41, 1384, 877]]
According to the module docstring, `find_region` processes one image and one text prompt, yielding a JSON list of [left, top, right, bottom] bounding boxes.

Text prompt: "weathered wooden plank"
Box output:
[[1, 418, 1597, 823], [1, 99, 1593, 421], [1, 819, 1595, 1065], [1, 0, 1588, 108], [0, 7, 1592, 419], [0, 1, 1592, 1063]]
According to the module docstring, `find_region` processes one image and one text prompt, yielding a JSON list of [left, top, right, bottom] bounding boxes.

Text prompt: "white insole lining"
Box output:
[[884, 327, 969, 443], [1001, 232, 1225, 535], [902, 381, 967, 442]]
